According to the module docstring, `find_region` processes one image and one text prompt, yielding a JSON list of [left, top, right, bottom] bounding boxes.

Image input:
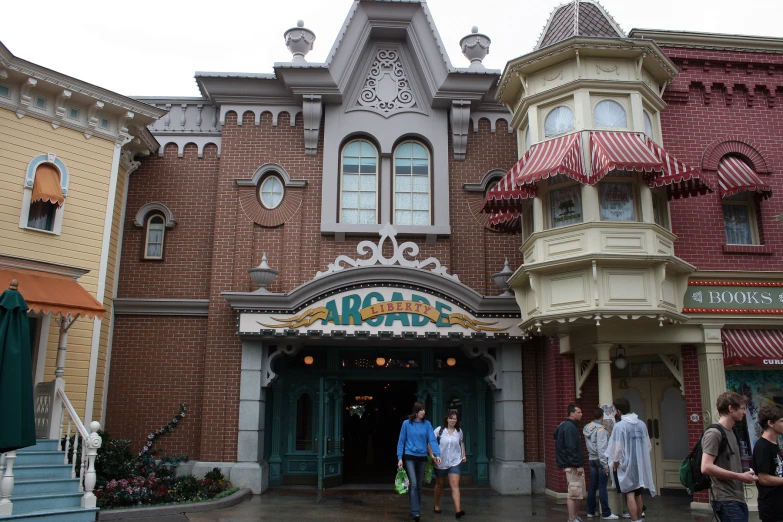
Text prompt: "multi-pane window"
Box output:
[[259, 175, 284, 209], [722, 192, 756, 245], [594, 100, 627, 128], [145, 215, 165, 259], [340, 139, 378, 224], [544, 106, 574, 137], [393, 141, 430, 226]]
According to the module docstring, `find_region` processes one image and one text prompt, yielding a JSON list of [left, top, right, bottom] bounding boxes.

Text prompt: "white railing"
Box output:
[[0, 390, 102, 516], [57, 388, 102, 509]]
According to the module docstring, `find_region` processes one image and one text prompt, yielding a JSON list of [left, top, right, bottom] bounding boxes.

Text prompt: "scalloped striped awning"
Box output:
[[516, 132, 586, 185], [487, 208, 521, 234], [590, 132, 664, 182], [482, 152, 536, 212], [723, 329, 783, 366], [718, 156, 772, 199], [645, 137, 712, 200]]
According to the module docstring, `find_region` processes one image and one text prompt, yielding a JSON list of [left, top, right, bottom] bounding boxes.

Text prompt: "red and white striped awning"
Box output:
[[591, 132, 665, 182], [645, 138, 712, 200], [487, 208, 521, 233], [482, 152, 536, 212], [723, 329, 783, 366], [516, 133, 587, 185], [718, 156, 772, 199]]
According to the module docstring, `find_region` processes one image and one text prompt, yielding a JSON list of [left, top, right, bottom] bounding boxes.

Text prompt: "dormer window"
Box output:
[[594, 99, 627, 129], [544, 106, 574, 137]]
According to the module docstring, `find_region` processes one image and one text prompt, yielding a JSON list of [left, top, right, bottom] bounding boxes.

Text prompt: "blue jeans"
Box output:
[[587, 460, 611, 517], [711, 500, 749, 522], [404, 459, 426, 517]]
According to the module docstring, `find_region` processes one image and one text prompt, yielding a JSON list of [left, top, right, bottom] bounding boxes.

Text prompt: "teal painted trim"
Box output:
[[25, 154, 70, 195]]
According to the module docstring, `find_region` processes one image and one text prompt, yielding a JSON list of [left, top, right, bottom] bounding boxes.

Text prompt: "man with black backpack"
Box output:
[[701, 391, 758, 522]]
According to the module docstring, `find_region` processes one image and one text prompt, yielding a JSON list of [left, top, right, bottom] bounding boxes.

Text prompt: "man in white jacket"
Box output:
[[605, 398, 655, 522], [583, 408, 618, 519]]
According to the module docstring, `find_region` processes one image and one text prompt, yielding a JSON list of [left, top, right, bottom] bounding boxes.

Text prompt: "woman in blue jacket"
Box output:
[[397, 402, 441, 521]]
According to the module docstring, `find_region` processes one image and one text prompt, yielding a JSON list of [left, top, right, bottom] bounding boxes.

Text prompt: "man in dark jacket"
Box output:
[[555, 403, 585, 522]]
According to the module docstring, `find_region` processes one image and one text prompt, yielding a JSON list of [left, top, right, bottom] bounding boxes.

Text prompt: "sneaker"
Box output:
[[587, 514, 596, 519], [621, 514, 630, 519], [602, 516, 619, 520]]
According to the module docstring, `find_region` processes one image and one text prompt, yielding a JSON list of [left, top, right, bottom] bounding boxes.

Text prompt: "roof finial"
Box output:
[[460, 26, 491, 71], [284, 20, 316, 64]]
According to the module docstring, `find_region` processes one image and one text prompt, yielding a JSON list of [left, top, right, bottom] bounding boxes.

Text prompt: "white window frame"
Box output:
[[34, 96, 47, 110], [651, 190, 670, 230], [392, 140, 431, 226], [643, 109, 655, 140], [144, 214, 166, 260], [19, 154, 68, 236], [339, 139, 379, 225], [0, 83, 10, 98], [722, 192, 759, 245], [542, 104, 575, 138], [598, 173, 641, 222], [259, 174, 285, 210], [544, 174, 584, 229], [591, 95, 630, 130]]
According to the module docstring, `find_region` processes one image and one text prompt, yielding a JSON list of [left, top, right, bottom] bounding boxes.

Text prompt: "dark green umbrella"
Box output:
[[0, 279, 35, 453]]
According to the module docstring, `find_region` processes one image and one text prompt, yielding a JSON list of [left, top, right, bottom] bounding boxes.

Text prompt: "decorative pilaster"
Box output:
[[697, 327, 726, 427], [303, 95, 322, 156], [268, 381, 283, 484], [450, 100, 471, 161]]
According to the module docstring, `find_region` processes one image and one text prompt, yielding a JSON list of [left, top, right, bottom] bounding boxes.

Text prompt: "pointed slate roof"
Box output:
[[535, 0, 625, 50]]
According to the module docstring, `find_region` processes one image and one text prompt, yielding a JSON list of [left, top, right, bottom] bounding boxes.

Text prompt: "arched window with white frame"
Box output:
[[144, 214, 166, 259], [594, 100, 627, 129], [393, 140, 431, 226], [544, 106, 575, 137], [340, 139, 378, 224]]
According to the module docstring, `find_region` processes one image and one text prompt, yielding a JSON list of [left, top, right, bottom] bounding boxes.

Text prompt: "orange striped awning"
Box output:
[[487, 208, 521, 234], [482, 152, 537, 212], [516, 133, 587, 185], [590, 132, 664, 182], [644, 138, 712, 200], [723, 329, 783, 366], [31, 164, 65, 208], [717, 156, 772, 200], [0, 268, 105, 319]]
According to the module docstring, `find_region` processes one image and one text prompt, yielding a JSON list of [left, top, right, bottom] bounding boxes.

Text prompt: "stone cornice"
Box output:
[[496, 37, 677, 103], [0, 42, 165, 121], [0, 254, 88, 279], [112, 298, 210, 316], [629, 29, 783, 54]]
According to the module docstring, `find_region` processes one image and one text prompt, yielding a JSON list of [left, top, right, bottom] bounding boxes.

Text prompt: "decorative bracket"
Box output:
[[575, 356, 596, 399], [303, 95, 322, 156], [84, 101, 104, 139], [17, 77, 37, 119], [462, 345, 500, 390], [115, 111, 134, 148], [52, 90, 72, 129], [659, 353, 684, 395], [261, 343, 301, 387], [450, 100, 471, 161]]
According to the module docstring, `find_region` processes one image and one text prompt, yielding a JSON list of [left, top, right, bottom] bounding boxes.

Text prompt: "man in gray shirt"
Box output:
[[701, 391, 759, 522]]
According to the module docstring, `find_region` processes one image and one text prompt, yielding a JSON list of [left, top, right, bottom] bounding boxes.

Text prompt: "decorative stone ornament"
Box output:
[[357, 49, 417, 116], [492, 258, 514, 296], [248, 253, 280, 293], [460, 27, 491, 71], [284, 20, 315, 64]]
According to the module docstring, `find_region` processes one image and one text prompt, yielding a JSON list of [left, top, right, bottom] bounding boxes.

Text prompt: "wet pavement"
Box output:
[[148, 489, 762, 522]]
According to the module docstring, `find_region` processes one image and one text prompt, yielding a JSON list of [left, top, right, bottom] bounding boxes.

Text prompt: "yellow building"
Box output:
[[0, 40, 163, 433]]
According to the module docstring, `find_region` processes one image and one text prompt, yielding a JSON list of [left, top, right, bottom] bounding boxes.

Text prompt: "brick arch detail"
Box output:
[[702, 136, 771, 173]]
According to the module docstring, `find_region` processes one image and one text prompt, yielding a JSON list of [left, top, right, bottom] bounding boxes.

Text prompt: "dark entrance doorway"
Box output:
[[342, 380, 418, 483]]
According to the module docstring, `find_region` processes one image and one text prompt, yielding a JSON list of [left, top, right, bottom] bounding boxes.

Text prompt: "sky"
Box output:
[[2, 0, 781, 98]]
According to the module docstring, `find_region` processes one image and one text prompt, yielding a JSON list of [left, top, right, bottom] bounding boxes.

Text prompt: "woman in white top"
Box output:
[[430, 411, 467, 518]]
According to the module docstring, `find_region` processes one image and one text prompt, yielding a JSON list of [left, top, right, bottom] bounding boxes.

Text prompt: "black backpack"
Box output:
[[679, 423, 733, 494]]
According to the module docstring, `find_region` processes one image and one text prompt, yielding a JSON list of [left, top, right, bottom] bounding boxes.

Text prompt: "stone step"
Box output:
[[10, 492, 83, 515], [12, 451, 69, 466], [15, 440, 61, 453], [12, 477, 82, 496], [0, 507, 98, 522], [13, 464, 74, 480]]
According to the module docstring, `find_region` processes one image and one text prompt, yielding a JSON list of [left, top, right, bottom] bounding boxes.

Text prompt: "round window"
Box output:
[[259, 175, 284, 209], [544, 106, 574, 137]]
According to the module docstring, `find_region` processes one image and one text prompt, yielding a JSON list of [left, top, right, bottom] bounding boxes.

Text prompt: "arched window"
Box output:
[[393, 140, 431, 226], [144, 215, 166, 259], [524, 125, 531, 152], [544, 106, 574, 137], [720, 156, 763, 245], [259, 174, 284, 209], [594, 100, 627, 128], [643, 111, 654, 139], [340, 139, 378, 224], [26, 163, 63, 232], [295, 393, 314, 451]]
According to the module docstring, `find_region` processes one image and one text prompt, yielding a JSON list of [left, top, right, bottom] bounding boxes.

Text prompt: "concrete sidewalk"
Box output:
[[145, 491, 761, 522]]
